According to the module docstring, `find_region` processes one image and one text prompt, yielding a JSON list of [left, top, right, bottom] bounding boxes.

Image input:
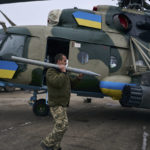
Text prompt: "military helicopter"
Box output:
[[0, 0, 150, 115]]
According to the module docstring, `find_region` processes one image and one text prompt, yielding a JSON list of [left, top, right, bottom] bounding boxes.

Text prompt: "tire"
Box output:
[[33, 99, 49, 116], [4, 86, 15, 92], [0, 87, 3, 91], [119, 100, 132, 107]]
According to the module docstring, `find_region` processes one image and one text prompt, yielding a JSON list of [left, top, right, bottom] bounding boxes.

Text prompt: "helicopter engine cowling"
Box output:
[[120, 85, 150, 109]]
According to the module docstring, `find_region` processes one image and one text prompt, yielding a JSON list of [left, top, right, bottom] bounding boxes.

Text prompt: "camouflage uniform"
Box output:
[[42, 106, 68, 150], [41, 68, 79, 149]]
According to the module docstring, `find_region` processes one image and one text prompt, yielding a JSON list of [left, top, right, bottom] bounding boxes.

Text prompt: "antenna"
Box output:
[[0, 10, 16, 26], [0, 21, 7, 32]]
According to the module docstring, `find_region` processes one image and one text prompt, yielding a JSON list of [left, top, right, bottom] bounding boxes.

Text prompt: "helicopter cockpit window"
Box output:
[[78, 51, 89, 64], [110, 56, 117, 68], [0, 34, 25, 57], [0, 34, 6, 45]]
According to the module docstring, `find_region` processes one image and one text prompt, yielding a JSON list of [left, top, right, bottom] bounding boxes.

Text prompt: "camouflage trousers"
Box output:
[[42, 106, 68, 150]]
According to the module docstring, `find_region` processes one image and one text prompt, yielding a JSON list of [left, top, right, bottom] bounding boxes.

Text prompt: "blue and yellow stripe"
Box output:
[[73, 11, 102, 29], [100, 81, 135, 100], [0, 61, 18, 79]]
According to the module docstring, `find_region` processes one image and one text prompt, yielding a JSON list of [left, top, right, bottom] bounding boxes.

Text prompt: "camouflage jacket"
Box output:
[[46, 68, 80, 107]]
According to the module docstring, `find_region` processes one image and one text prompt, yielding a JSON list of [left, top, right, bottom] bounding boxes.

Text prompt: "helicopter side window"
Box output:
[[110, 56, 118, 68], [0, 34, 25, 57], [78, 51, 89, 64]]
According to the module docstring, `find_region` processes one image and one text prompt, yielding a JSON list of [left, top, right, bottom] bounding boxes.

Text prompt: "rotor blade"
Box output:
[[0, 0, 47, 4], [11, 56, 101, 77]]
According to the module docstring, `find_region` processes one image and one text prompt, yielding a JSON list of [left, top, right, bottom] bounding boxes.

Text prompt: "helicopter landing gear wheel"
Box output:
[[33, 99, 49, 116], [119, 100, 132, 107], [4, 86, 15, 92]]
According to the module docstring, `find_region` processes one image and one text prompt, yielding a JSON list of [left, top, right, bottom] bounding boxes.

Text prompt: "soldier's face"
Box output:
[[58, 55, 67, 66]]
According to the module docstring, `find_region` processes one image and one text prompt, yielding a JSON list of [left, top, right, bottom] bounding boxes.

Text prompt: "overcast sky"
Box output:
[[0, 0, 117, 26]]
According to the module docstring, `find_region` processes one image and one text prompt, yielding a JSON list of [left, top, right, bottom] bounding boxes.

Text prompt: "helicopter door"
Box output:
[[68, 41, 110, 78], [43, 37, 70, 85], [46, 37, 70, 63]]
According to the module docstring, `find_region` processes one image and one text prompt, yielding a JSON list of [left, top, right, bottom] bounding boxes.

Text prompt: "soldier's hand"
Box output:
[[77, 73, 84, 79], [59, 64, 66, 72]]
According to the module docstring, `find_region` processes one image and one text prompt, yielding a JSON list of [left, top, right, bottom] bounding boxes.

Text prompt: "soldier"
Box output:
[[40, 53, 83, 150]]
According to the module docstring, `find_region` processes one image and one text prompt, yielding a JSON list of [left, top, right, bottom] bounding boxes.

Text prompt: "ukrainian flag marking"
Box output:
[[73, 11, 102, 29], [0, 61, 18, 79]]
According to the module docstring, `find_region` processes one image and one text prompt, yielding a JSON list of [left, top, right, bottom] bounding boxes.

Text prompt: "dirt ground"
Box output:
[[0, 90, 150, 150]]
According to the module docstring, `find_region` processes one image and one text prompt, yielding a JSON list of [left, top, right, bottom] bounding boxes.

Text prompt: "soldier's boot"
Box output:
[[53, 146, 62, 150], [40, 142, 54, 150], [53, 147, 62, 150]]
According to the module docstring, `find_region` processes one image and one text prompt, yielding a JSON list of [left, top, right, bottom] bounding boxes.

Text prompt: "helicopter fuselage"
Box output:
[[0, 5, 150, 109]]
